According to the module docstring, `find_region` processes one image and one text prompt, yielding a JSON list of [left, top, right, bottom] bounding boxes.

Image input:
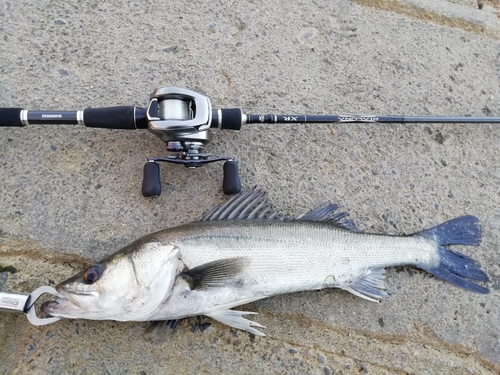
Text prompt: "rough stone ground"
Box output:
[[1, 0, 499, 373]]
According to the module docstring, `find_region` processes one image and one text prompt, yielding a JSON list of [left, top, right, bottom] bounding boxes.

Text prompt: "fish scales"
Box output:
[[162, 220, 438, 291], [149, 220, 439, 321]]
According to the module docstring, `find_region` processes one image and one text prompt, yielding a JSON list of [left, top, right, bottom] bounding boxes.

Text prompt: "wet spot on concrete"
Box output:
[[434, 130, 445, 144], [162, 46, 178, 53]]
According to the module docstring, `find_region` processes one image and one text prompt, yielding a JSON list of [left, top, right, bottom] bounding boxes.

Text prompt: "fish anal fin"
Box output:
[[180, 257, 247, 290], [344, 269, 389, 302], [205, 309, 266, 336]]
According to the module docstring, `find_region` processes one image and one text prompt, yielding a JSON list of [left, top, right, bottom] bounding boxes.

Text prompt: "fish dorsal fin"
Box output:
[[199, 188, 358, 231], [343, 269, 389, 302], [198, 189, 283, 222], [296, 203, 359, 232], [180, 257, 248, 290]]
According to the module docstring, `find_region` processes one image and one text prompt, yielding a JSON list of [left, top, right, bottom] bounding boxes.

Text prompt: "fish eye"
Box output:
[[82, 266, 103, 284]]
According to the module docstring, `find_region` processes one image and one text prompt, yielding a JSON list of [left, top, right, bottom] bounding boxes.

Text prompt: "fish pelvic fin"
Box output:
[[204, 296, 268, 336], [143, 319, 182, 343], [417, 215, 489, 294], [205, 309, 266, 336], [343, 269, 389, 302]]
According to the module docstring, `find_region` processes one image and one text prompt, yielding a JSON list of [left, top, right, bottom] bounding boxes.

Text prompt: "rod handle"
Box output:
[[211, 109, 243, 130], [0, 108, 24, 127], [83, 107, 147, 129]]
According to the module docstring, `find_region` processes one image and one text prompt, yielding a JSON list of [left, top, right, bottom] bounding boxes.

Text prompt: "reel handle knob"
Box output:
[[223, 161, 241, 195], [142, 162, 162, 197]]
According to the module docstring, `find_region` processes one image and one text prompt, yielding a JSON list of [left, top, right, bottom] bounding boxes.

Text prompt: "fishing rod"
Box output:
[[1, 86, 499, 197]]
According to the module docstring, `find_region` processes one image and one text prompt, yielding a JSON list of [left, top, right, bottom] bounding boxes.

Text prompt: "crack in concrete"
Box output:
[[350, 0, 500, 39], [254, 308, 500, 374]]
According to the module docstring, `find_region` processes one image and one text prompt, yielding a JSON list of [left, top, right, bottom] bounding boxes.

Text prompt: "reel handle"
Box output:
[[223, 161, 241, 195], [142, 162, 162, 197]]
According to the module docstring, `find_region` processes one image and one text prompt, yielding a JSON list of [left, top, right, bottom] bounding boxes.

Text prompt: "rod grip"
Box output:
[[83, 107, 147, 129], [221, 109, 243, 130], [0, 108, 24, 127]]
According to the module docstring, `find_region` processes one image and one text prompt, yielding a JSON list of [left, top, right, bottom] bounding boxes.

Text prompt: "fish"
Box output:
[[42, 189, 489, 336]]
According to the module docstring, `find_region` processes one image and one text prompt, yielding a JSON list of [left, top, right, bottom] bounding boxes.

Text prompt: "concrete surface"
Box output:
[[1, 0, 499, 373]]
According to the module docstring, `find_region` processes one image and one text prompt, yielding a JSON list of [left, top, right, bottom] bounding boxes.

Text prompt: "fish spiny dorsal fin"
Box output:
[[198, 188, 283, 222], [179, 257, 248, 290], [198, 189, 358, 230], [296, 202, 359, 232]]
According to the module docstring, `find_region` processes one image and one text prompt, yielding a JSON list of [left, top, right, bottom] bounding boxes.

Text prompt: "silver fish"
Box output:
[[43, 189, 489, 336]]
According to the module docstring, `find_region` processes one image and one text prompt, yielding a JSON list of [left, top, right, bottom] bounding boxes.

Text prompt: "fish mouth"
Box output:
[[56, 285, 98, 300], [41, 297, 72, 317], [41, 286, 98, 317], [41, 299, 65, 314], [41, 295, 97, 319]]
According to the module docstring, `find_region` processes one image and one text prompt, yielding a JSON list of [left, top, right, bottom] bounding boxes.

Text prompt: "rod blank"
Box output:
[[245, 114, 500, 124]]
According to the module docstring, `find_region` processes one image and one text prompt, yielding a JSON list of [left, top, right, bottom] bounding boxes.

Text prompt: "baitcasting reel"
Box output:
[[143, 87, 243, 197], [2, 86, 500, 197]]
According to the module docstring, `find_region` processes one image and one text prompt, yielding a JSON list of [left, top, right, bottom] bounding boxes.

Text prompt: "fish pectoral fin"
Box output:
[[179, 257, 248, 290], [205, 309, 265, 336], [343, 269, 390, 302]]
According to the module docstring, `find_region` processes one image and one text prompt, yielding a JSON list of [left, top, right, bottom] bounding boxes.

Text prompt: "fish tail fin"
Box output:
[[418, 215, 481, 246], [417, 215, 489, 294]]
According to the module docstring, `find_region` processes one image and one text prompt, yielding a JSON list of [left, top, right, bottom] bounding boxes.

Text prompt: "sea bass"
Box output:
[[43, 189, 489, 335]]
